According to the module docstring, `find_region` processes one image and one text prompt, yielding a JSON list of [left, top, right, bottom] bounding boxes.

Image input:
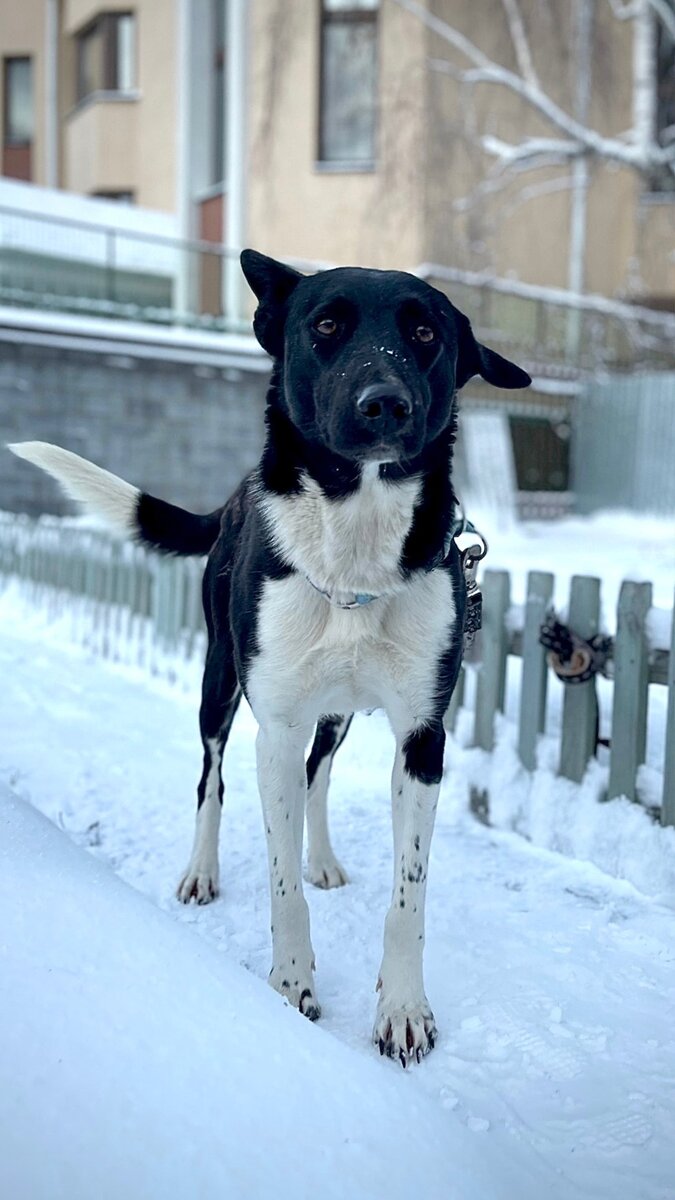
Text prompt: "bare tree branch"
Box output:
[[418, 0, 675, 174], [607, 0, 675, 41], [649, 0, 675, 39], [480, 134, 586, 165], [452, 163, 576, 214], [500, 0, 540, 89]]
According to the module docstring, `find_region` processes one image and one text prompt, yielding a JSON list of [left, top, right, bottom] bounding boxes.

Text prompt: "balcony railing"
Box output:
[[0, 203, 246, 333], [1, 203, 674, 374]]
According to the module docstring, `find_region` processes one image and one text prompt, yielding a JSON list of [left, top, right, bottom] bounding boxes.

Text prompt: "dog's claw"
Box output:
[[306, 857, 349, 889], [372, 1003, 437, 1067], [176, 867, 219, 905], [269, 967, 321, 1021]]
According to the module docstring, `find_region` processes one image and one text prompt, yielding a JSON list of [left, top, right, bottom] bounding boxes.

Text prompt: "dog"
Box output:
[[9, 250, 530, 1065]]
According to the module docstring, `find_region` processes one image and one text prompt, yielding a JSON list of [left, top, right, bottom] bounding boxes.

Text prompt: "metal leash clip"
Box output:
[[461, 538, 487, 650]]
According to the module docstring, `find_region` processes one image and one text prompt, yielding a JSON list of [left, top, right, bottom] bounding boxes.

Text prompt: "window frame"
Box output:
[[316, 1, 379, 172], [75, 11, 136, 105]]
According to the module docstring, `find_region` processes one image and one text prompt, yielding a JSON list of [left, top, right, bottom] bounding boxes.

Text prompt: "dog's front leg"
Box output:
[[373, 723, 444, 1066], [256, 722, 320, 1021]]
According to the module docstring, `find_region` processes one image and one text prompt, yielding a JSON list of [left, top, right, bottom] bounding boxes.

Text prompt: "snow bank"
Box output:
[[450, 716, 675, 904], [0, 784, 529, 1200]]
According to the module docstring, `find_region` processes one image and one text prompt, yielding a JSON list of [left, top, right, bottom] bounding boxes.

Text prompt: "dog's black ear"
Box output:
[[454, 310, 531, 391], [240, 249, 303, 357]]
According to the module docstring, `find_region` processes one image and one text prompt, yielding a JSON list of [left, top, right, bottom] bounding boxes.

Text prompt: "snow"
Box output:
[[451, 505, 675, 895], [1, 786, 516, 1200], [1, 580, 675, 1199], [466, 504, 675, 620]]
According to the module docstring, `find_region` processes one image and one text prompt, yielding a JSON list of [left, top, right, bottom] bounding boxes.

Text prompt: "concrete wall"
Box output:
[[0, 340, 269, 517]]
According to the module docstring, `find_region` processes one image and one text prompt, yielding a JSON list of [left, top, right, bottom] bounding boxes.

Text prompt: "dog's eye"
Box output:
[[414, 325, 435, 344], [315, 317, 338, 337]]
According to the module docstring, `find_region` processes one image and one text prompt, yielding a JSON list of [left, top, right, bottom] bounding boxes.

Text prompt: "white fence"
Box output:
[[0, 515, 206, 678], [1, 516, 673, 826]]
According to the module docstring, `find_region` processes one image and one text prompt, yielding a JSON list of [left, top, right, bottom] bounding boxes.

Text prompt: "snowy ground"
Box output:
[[3, 785, 517, 1200], [1, 573, 675, 1198]]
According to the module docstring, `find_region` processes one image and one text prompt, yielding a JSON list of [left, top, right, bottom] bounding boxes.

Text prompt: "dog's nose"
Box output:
[[356, 384, 413, 426]]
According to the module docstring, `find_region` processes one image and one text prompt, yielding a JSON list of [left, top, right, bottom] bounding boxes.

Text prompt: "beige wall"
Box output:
[[421, 0, 674, 301], [636, 199, 675, 301], [65, 96, 138, 194], [62, 0, 177, 210], [0, 2, 47, 185], [134, 0, 177, 211], [246, 0, 673, 303], [63, 0, 139, 34], [247, 0, 428, 268], [0, 0, 672, 303]]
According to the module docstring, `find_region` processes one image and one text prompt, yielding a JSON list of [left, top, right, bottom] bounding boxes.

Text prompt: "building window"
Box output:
[[76, 12, 136, 104], [654, 10, 675, 191], [91, 189, 135, 203], [2, 57, 34, 181], [318, 0, 378, 167]]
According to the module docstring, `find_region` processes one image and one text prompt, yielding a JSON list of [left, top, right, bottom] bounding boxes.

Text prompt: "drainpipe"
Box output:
[[44, 0, 59, 187], [223, 0, 248, 328]]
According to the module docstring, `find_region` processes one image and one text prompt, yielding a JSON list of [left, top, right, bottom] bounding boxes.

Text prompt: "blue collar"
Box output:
[[305, 576, 382, 610]]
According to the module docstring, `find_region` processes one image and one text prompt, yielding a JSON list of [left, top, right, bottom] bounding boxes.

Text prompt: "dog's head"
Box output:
[[241, 249, 530, 463]]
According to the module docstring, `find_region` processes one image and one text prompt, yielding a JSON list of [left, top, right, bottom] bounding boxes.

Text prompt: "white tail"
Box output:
[[7, 442, 140, 536]]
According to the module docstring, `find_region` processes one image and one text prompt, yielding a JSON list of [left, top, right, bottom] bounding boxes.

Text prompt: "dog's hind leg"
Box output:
[[177, 639, 241, 904], [305, 713, 352, 889]]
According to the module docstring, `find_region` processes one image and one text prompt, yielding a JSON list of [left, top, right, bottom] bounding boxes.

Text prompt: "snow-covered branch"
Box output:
[[480, 135, 586, 167], [429, 56, 674, 172], [500, 0, 540, 90], [398, 0, 675, 176], [607, 0, 675, 41]]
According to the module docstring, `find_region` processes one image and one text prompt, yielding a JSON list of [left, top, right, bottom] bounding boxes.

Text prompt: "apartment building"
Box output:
[[1, 0, 673, 305]]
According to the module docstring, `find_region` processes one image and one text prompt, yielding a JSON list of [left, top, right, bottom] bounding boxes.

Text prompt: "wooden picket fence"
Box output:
[[0, 514, 207, 674], [0, 516, 673, 825], [446, 569, 674, 827]]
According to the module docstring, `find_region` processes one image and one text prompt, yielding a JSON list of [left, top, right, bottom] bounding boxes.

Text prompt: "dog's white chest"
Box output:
[[248, 569, 457, 729], [259, 465, 421, 602]]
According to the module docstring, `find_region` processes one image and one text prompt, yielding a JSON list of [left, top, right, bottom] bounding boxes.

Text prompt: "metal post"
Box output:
[[662, 587, 675, 826]]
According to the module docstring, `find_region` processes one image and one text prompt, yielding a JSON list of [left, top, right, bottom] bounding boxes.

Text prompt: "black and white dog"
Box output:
[[9, 251, 530, 1065]]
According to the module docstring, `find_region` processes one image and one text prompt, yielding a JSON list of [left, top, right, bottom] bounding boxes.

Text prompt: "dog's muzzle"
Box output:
[[355, 384, 413, 439]]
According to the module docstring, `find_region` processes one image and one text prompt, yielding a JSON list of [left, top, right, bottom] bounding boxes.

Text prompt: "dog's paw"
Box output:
[[176, 863, 219, 905], [269, 965, 321, 1022], [373, 1001, 438, 1067], [306, 856, 349, 890]]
